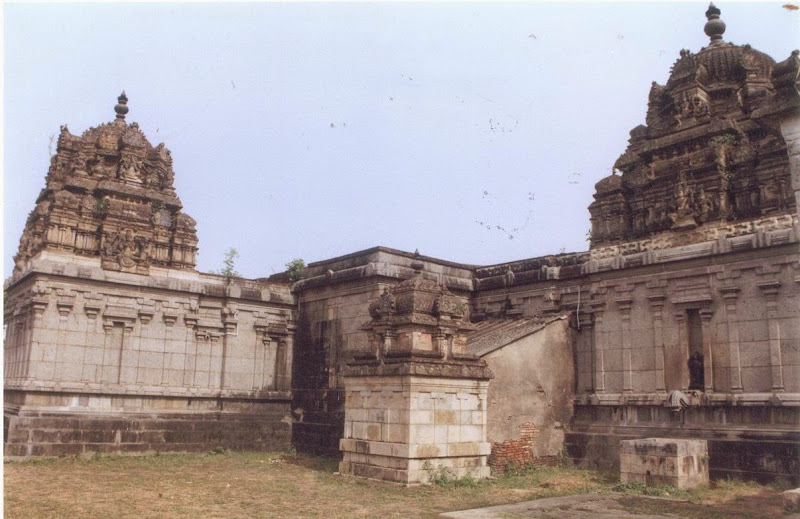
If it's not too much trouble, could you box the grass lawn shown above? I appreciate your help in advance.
[3,451,789,519]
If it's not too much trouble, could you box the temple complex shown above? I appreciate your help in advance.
[5,4,799,483]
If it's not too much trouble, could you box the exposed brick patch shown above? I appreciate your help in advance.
[489,422,558,474]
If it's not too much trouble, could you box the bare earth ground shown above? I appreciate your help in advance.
[3,452,790,519]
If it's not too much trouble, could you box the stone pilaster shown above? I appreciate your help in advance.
[578,313,595,392]
[719,286,743,393]
[674,311,690,391]
[593,306,607,394]
[616,297,634,393]
[647,294,667,393]
[758,281,784,392]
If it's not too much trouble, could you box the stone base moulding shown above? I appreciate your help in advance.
[3,390,292,458]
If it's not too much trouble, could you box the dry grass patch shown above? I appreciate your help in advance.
[3,452,787,519]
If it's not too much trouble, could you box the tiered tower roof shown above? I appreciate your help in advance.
[12,94,198,279]
[589,4,799,249]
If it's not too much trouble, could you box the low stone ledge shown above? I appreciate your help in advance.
[574,392,800,407]
[620,438,709,489]
[784,488,800,512]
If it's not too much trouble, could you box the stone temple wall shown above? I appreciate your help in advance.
[4,243,296,459]
[470,229,799,482]
[291,278,385,455]
[290,247,474,455]
[5,7,799,483]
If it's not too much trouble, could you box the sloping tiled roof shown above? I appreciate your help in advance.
[466,314,568,357]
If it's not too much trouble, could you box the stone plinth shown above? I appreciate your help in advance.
[339,373,491,484]
[620,438,709,489]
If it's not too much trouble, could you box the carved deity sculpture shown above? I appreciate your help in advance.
[118,154,143,183]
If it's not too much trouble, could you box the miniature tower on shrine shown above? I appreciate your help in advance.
[339,256,493,483]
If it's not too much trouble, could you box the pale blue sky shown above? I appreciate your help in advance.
[4,2,797,278]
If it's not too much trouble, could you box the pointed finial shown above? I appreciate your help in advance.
[114,91,129,121]
[704,3,726,43]
[410,249,424,274]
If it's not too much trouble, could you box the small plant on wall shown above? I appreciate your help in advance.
[285,258,305,282]
[218,247,241,279]
[94,197,109,217]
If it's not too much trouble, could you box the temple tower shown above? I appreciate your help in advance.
[4,95,296,457]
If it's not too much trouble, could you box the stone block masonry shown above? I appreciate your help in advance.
[620,438,709,489]
[784,488,800,512]
[4,258,296,458]
[339,376,491,484]
[5,5,800,480]
[289,247,476,456]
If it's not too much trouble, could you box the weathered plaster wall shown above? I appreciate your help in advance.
[482,319,574,469]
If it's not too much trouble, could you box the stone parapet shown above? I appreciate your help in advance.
[291,247,475,294]
[6,253,294,306]
[471,218,798,291]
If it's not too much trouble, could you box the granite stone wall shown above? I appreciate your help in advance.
[290,247,474,456]
[4,254,295,457]
[470,239,799,482]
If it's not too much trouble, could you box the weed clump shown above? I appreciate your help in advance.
[422,461,478,488]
